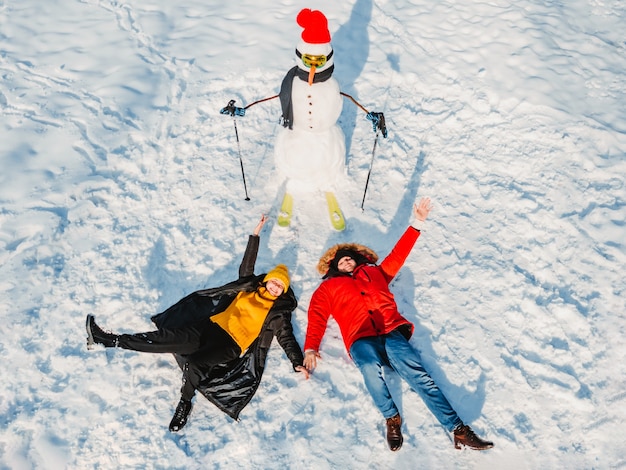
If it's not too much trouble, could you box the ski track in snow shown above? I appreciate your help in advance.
[1,0,625,469]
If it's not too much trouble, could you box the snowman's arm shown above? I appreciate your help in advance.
[219,95,279,117]
[341,92,388,138]
[244,95,279,110]
[340,92,370,114]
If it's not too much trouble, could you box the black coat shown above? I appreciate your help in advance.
[151,235,304,420]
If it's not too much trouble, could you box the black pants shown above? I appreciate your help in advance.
[116,318,242,401]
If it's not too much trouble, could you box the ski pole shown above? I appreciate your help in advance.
[221,97,281,201]
[341,92,387,211]
[232,116,251,201]
[360,129,380,211]
[220,100,251,201]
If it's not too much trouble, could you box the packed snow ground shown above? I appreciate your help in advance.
[1,0,625,469]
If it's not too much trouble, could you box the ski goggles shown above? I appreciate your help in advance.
[296,49,333,68]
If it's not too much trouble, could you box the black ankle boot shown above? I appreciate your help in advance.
[169,398,193,432]
[86,314,119,348]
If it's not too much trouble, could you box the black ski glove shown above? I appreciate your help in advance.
[366,111,387,138]
[220,100,246,117]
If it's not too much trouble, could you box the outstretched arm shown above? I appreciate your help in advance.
[239,214,268,278]
[302,286,332,373]
[379,197,433,280]
[271,307,309,380]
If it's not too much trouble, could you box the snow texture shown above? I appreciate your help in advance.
[1,0,625,469]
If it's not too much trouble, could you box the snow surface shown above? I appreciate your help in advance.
[1,0,625,469]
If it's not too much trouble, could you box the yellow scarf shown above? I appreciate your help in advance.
[211,288,277,351]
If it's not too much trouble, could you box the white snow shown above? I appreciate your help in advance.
[1,0,625,469]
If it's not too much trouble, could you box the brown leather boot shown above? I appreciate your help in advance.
[453,424,494,450]
[385,414,403,451]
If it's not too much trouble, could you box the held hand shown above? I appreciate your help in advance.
[219,99,246,117]
[295,365,310,380]
[253,214,268,236]
[366,111,388,138]
[413,197,433,222]
[304,350,321,372]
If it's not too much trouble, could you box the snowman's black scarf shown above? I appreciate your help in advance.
[279,65,335,129]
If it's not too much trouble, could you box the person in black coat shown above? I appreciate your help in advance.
[85,215,308,431]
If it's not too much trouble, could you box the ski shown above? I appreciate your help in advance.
[325,192,346,231]
[277,192,294,227]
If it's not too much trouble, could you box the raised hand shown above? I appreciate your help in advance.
[253,214,268,236]
[413,197,433,222]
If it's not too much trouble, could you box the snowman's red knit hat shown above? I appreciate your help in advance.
[295,8,334,71]
[297,8,331,44]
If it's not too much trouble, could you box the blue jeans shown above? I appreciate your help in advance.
[349,329,463,431]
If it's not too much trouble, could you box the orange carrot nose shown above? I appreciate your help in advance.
[308,66,316,86]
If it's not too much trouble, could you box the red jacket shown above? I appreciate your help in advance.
[304,227,420,354]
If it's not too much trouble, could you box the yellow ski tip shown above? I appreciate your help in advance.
[325,192,346,231]
[277,193,294,227]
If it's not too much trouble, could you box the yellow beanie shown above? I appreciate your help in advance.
[263,264,290,291]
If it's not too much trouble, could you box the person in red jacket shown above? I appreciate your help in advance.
[303,197,493,452]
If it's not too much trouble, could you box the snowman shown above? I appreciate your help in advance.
[273,8,346,229]
[220,8,387,231]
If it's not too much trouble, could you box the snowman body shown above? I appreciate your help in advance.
[274,76,345,193]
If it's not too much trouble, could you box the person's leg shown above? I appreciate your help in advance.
[168,325,242,433]
[350,337,399,419]
[87,314,205,354]
[188,323,242,365]
[385,330,494,450]
[180,363,198,401]
[384,330,463,432]
[167,363,197,432]
[351,336,404,451]
[115,323,205,354]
